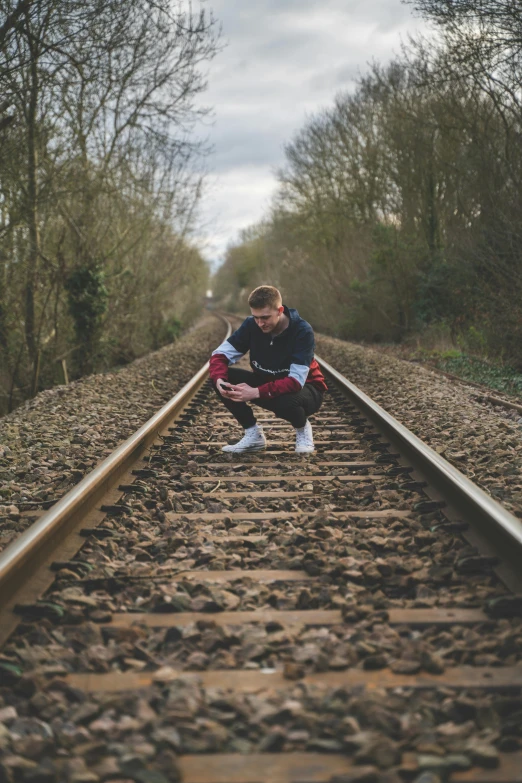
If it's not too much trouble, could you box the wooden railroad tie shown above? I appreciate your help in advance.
[66,665,522,693]
[188,471,378,483]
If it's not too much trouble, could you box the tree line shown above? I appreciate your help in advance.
[214,0,522,367]
[0,0,220,414]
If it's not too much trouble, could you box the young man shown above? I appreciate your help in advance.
[209,286,327,453]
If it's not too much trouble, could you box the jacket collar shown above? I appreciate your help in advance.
[269,304,296,340]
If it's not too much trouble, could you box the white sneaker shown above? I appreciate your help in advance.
[295,420,314,453]
[222,425,266,453]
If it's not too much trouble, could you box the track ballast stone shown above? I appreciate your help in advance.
[1,320,522,782]
[0,315,226,553]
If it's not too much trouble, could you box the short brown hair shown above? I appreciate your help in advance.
[248,285,282,310]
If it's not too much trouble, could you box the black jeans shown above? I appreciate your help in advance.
[214,368,324,429]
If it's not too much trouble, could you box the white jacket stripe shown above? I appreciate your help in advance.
[212,340,244,365]
[289,363,309,388]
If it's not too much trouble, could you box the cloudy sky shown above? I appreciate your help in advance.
[195,0,430,268]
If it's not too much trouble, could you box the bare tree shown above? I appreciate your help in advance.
[214,47,522,355]
[0,0,220,410]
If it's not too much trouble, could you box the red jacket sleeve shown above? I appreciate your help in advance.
[257,376,301,399]
[209,353,229,382]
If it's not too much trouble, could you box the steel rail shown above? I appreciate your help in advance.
[209,314,522,578]
[0,315,231,627]
[317,355,522,587]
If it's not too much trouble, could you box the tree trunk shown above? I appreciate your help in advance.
[24,23,40,383]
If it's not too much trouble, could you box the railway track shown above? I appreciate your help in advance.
[1,313,522,782]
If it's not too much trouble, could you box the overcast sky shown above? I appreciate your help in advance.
[195,0,430,269]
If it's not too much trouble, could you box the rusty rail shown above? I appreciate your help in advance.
[0,314,231,642]
[316,355,522,590]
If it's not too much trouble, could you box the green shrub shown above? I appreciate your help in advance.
[157,316,182,346]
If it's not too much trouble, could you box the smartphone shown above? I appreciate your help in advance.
[220,382,234,391]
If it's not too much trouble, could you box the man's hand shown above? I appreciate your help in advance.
[216,378,235,397]
[227,383,260,402]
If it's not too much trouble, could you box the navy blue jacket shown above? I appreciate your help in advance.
[209,306,327,398]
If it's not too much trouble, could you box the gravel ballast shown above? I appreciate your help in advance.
[1,384,521,782]
[2,344,522,781]
[316,335,522,519]
[0,315,226,553]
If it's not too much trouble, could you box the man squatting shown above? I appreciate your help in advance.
[209,286,328,453]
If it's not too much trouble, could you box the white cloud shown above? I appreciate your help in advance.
[194,166,276,262]
[195,0,431,267]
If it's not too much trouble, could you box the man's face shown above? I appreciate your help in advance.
[251,305,283,334]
